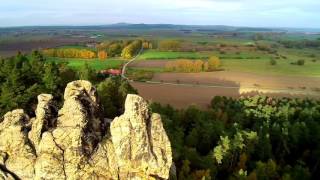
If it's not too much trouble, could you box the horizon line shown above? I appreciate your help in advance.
[0,23,320,30]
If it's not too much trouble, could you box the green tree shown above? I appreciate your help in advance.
[97,77,137,118]
[178,160,192,180]
[0,52,76,116]
[42,62,61,94]
[0,54,42,115]
[108,43,122,57]
[255,160,278,180]
[78,63,97,82]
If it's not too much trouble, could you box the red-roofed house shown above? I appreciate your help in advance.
[100,69,122,76]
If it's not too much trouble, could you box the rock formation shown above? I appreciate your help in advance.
[0,80,172,180]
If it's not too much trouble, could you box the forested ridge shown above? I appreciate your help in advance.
[0,52,319,179]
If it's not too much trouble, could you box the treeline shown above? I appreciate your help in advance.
[151,96,320,179]
[121,40,143,59]
[43,48,97,59]
[165,60,209,73]
[279,39,320,48]
[97,39,150,59]
[165,56,221,73]
[42,39,150,60]
[159,40,182,51]
[97,40,131,57]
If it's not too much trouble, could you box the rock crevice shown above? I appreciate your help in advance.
[0,80,173,180]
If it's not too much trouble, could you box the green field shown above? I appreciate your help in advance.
[46,57,125,70]
[139,50,209,60]
[221,59,320,77]
[139,49,276,60]
[56,45,95,50]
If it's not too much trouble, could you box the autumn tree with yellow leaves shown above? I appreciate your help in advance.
[43,48,97,59]
[121,40,142,59]
[208,56,221,71]
[165,59,209,73]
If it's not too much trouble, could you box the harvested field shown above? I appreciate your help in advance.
[131,81,240,108]
[130,71,320,108]
[131,81,317,109]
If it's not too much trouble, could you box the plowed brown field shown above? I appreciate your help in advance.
[131,71,320,108]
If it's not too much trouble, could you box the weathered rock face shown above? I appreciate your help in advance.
[0,80,172,180]
[111,95,172,179]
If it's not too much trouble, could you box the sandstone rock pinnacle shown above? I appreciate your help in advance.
[0,80,173,180]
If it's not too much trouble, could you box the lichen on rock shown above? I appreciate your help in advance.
[0,80,173,180]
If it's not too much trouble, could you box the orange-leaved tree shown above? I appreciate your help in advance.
[98,51,108,60]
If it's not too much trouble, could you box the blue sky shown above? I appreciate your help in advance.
[0,0,319,28]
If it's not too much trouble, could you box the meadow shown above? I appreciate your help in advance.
[46,57,125,70]
[221,58,320,77]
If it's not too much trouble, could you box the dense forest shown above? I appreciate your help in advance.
[0,52,319,179]
[151,96,320,179]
